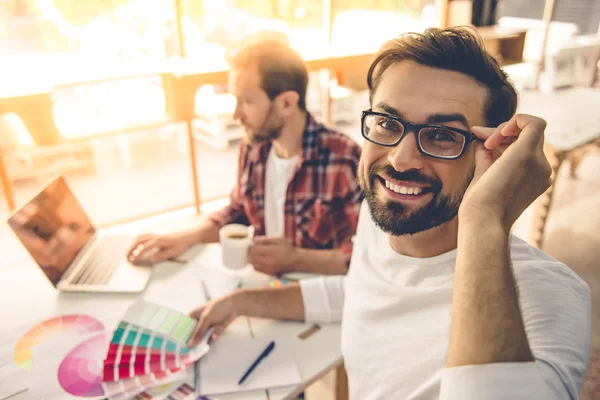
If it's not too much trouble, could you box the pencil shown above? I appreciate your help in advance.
[200,279,212,301]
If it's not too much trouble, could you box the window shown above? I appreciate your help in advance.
[0,0,434,229]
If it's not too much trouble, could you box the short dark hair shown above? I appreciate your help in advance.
[367,27,518,127]
[227,32,309,110]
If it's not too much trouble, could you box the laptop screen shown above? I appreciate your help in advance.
[7,176,96,286]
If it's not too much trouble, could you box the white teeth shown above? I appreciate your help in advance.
[384,180,424,195]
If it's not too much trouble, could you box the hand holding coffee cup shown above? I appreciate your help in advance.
[219,224,255,270]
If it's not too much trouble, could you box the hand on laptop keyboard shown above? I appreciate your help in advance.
[127,232,196,265]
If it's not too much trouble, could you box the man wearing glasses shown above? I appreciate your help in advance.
[127,34,362,276]
[187,27,591,398]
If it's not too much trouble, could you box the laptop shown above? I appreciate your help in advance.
[7,176,151,293]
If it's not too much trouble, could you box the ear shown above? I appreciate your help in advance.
[277,90,300,115]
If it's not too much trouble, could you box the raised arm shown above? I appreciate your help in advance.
[443,114,591,398]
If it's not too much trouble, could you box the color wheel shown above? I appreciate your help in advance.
[57,332,106,397]
[13,314,104,371]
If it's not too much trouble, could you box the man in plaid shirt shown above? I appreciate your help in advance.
[128,34,362,275]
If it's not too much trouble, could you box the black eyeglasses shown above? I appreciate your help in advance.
[361,110,483,160]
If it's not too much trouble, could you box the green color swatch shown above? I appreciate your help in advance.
[159,312,180,335]
[172,317,195,343]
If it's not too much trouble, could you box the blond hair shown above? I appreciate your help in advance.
[227,32,309,110]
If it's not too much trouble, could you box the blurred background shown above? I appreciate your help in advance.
[1,0,599,398]
[0,0,598,225]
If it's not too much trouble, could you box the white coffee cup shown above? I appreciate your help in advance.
[219,224,255,270]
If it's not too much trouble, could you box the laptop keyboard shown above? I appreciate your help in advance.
[71,235,130,285]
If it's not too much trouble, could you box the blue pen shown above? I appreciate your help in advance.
[238,340,276,385]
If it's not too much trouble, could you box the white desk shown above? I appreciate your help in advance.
[1,227,342,400]
[187,244,344,400]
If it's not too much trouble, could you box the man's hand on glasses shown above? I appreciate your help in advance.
[458,113,551,233]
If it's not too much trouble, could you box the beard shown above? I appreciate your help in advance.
[359,163,474,236]
[246,104,284,145]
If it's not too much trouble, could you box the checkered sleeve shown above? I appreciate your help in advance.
[207,142,249,227]
[328,136,362,267]
[336,142,362,267]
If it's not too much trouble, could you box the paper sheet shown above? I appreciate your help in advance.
[133,381,183,400]
[143,263,241,313]
[282,272,321,282]
[196,265,243,299]
[135,381,195,400]
[103,367,190,398]
[106,369,188,400]
[28,331,107,400]
[0,326,30,400]
[198,338,301,396]
[27,330,194,400]
[1,308,122,400]
[0,363,28,400]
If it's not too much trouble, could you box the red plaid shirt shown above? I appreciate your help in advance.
[208,113,362,265]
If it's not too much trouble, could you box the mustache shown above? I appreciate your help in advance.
[369,164,442,192]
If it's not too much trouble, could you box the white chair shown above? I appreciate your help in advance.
[542,35,600,91]
[498,17,584,90]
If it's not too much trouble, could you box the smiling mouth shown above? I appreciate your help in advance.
[376,176,434,196]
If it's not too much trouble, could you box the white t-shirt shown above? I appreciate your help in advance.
[264,145,298,238]
[300,202,591,400]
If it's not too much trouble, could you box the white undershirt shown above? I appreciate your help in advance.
[264,145,298,238]
[300,202,591,400]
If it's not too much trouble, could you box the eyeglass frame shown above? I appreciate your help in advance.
[361,109,484,160]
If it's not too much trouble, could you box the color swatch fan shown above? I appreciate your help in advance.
[102,301,210,398]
